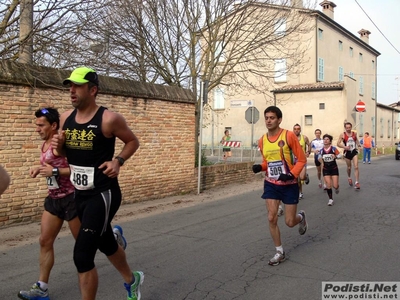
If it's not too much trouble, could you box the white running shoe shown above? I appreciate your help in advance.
[18,282,49,300]
[299,192,303,199]
[298,210,308,235]
[328,199,334,206]
[277,205,284,217]
[113,225,127,250]
[268,251,286,266]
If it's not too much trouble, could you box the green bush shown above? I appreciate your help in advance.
[195,148,213,167]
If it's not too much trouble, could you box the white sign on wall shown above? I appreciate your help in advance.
[230,100,254,108]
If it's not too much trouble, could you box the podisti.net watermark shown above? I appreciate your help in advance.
[322,282,399,299]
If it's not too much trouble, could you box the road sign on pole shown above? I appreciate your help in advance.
[355,100,366,112]
[245,106,259,161]
[245,106,259,124]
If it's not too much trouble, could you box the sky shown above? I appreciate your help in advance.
[320,0,400,105]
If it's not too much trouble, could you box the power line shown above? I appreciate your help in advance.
[354,0,400,55]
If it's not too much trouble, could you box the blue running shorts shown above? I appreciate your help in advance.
[261,180,299,205]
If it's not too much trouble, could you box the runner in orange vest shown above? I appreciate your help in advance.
[252,106,308,266]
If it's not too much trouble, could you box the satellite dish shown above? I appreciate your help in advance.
[88,41,106,57]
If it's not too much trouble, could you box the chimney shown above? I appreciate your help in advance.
[319,1,336,19]
[358,29,371,44]
[292,0,303,8]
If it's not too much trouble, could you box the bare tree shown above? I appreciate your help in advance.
[1,0,316,94]
[92,0,316,152]
[19,0,33,64]
[0,0,107,68]
[95,0,315,93]
[201,1,316,94]
[0,0,317,163]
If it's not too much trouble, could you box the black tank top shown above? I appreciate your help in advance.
[63,106,117,195]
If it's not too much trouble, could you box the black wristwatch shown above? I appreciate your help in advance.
[115,156,125,166]
[52,167,59,177]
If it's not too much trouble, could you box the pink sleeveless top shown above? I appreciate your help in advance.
[40,143,74,199]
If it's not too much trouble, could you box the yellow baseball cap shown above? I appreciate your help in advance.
[63,67,99,86]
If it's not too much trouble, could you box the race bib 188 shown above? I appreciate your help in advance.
[69,164,95,190]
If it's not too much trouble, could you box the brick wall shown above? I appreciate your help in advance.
[200,162,261,190]
[0,62,199,227]
[0,61,257,227]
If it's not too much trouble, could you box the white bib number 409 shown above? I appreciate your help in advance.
[69,164,95,190]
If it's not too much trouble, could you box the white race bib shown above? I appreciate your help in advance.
[347,137,356,151]
[46,176,60,190]
[69,164,95,190]
[267,160,286,180]
[323,154,335,163]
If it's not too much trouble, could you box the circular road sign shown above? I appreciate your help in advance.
[355,101,366,112]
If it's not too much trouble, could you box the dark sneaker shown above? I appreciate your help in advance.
[348,178,353,186]
[113,225,127,250]
[18,282,49,300]
[298,210,308,235]
[268,251,286,266]
[124,271,145,300]
[305,174,310,185]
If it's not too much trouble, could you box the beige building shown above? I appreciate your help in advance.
[202,1,399,151]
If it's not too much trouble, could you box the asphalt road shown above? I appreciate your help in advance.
[1,155,399,299]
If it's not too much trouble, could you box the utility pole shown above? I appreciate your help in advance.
[197,80,208,194]
[19,0,33,64]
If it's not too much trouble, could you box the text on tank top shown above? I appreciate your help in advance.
[63,106,116,192]
[261,129,296,184]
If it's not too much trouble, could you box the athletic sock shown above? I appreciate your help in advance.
[276,245,284,253]
[37,281,48,291]
[298,213,303,222]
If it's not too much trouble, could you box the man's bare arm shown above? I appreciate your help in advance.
[0,165,10,196]
[337,133,345,148]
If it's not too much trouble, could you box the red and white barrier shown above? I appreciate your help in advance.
[222,141,241,148]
